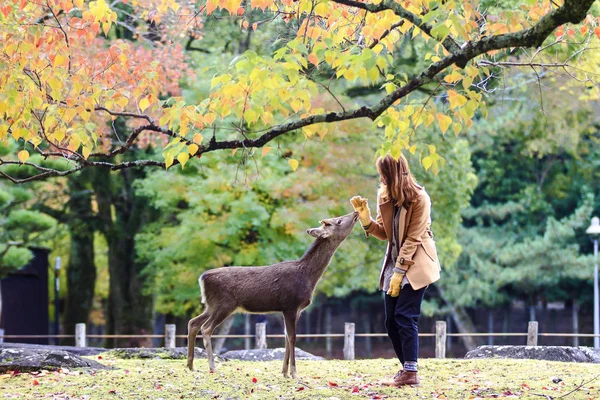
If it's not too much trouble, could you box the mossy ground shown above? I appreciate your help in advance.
[1,356,600,399]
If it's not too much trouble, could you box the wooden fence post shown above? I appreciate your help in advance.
[344,322,355,360]
[244,314,251,350]
[255,322,267,349]
[75,323,86,348]
[165,324,176,348]
[435,321,446,359]
[527,321,538,346]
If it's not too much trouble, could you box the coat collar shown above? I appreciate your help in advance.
[379,197,413,244]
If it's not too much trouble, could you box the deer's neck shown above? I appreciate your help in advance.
[299,238,341,288]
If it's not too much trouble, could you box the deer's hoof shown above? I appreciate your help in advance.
[187,363,194,371]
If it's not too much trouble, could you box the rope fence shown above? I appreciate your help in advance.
[2,320,599,360]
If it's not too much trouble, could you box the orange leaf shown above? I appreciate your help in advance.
[308,53,319,67]
[261,146,271,157]
[595,27,600,40]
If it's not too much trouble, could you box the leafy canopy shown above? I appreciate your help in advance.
[0,0,598,183]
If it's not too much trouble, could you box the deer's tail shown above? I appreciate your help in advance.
[199,273,207,305]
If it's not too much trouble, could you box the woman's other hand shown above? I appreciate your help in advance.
[350,196,372,226]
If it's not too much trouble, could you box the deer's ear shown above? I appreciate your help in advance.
[320,219,332,226]
[306,227,331,239]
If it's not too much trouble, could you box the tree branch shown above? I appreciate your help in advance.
[330,0,461,54]
[1,0,594,184]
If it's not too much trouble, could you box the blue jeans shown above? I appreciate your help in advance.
[384,284,427,364]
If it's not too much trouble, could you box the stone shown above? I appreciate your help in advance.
[103,347,214,360]
[221,347,323,361]
[465,345,600,363]
[0,342,106,356]
[0,348,111,372]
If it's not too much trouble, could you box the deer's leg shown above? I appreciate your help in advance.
[282,315,291,378]
[187,311,209,371]
[202,309,234,372]
[283,310,298,379]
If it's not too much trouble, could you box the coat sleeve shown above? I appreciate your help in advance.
[364,193,387,241]
[397,191,430,264]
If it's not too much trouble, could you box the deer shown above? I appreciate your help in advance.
[186,211,359,378]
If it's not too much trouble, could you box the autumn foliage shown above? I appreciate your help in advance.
[0,0,598,182]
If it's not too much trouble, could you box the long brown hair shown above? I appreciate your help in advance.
[376,153,422,206]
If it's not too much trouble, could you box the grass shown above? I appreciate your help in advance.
[1,356,600,399]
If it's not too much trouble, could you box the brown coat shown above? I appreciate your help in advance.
[365,189,441,290]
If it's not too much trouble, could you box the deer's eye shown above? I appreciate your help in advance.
[337,219,342,225]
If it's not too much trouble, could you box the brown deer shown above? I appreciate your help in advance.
[187,211,359,378]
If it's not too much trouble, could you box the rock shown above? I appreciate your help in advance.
[221,347,323,361]
[0,342,106,356]
[0,348,112,372]
[465,345,600,363]
[103,347,213,360]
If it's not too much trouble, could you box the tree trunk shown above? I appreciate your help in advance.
[438,287,481,351]
[63,172,96,338]
[212,315,235,354]
[488,309,494,346]
[572,300,579,347]
[94,166,154,347]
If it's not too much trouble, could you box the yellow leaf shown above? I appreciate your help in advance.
[422,156,433,171]
[82,146,91,159]
[48,77,61,93]
[288,158,299,171]
[436,113,452,134]
[443,72,462,84]
[165,154,174,169]
[188,143,199,156]
[17,150,29,163]
[447,90,467,109]
[53,54,67,67]
[261,146,271,157]
[232,148,238,156]
[139,96,150,112]
[177,152,189,168]
[74,0,84,8]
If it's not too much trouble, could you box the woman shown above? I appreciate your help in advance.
[350,153,440,387]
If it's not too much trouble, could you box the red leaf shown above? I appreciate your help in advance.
[108,389,117,394]
[352,386,359,393]
[97,356,103,360]
[328,381,339,387]
[32,379,39,386]
[252,377,257,383]
[156,385,162,390]
[371,396,382,399]
[296,387,304,391]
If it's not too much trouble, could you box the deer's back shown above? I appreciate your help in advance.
[201,262,313,313]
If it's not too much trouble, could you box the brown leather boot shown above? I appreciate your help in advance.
[393,369,404,384]
[394,371,420,387]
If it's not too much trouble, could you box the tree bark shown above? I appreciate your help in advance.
[212,315,235,354]
[63,171,97,338]
[94,164,154,347]
[438,287,481,351]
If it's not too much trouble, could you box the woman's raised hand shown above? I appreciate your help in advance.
[350,196,372,227]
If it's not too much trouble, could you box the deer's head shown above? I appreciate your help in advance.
[306,211,359,241]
